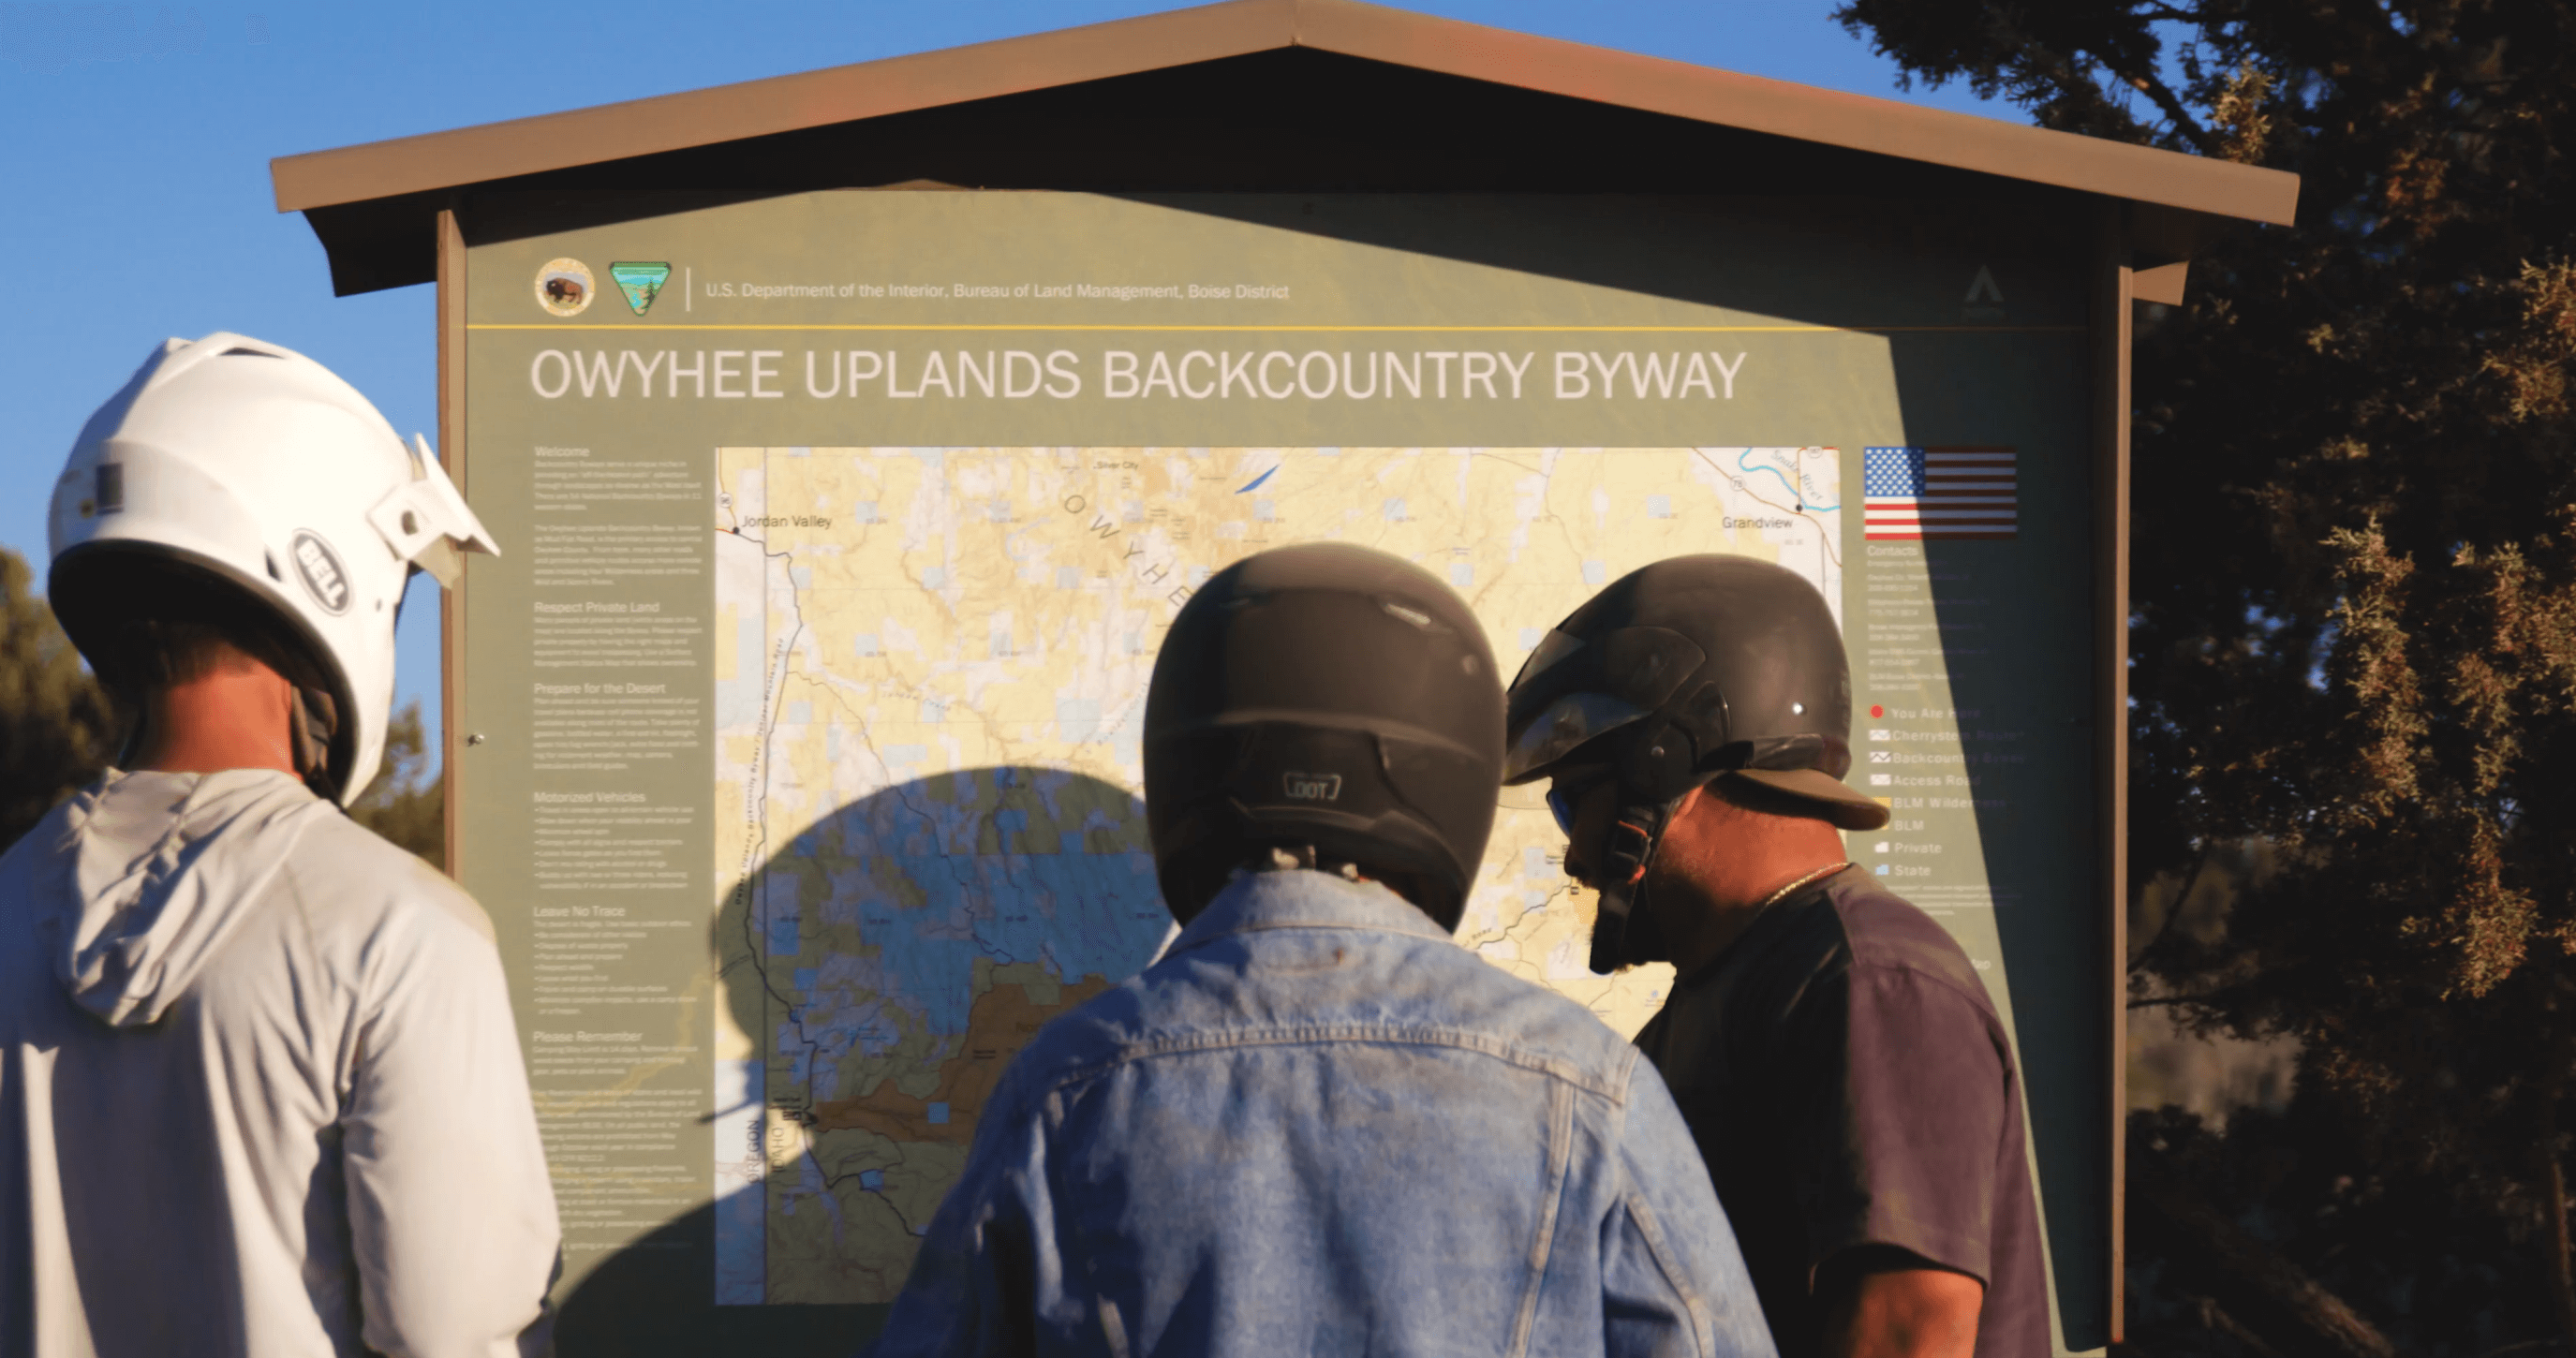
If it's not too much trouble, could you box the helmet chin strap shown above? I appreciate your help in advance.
[1584,721,1702,974]
[1586,798,1677,973]
[290,687,342,804]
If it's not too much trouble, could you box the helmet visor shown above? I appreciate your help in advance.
[1509,627,1591,691]
[1502,689,1651,784]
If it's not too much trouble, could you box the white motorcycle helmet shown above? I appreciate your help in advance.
[47,332,496,806]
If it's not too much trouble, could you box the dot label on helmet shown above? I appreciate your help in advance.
[1281,772,1343,802]
[290,530,352,615]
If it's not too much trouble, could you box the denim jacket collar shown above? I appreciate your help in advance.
[1165,867,1452,957]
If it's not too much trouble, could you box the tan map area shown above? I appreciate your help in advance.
[713,445,1842,1303]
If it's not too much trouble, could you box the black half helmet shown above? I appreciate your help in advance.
[1505,554,1886,975]
[1502,554,1883,830]
[1145,543,1503,930]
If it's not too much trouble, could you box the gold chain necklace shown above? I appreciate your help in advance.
[1758,861,1854,911]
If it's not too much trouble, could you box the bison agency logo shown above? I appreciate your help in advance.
[289,530,352,615]
[535,258,595,317]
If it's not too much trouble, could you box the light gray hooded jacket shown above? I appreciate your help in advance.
[0,770,559,1357]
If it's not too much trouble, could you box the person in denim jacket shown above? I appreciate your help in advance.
[868,543,1774,1358]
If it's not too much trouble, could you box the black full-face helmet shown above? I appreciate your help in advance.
[1503,554,1887,972]
[1144,543,1504,930]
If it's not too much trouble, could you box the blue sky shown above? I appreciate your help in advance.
[0,0,2013,751]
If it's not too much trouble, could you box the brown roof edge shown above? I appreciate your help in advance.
[1293,0,2297,228]
[270,0,1299,214]
[272,0,2297,229]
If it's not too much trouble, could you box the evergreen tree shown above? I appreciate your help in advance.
[1830,2,2576,1352]
[348,701,444,870]
[0,548,117,853]
[3,543,442,866]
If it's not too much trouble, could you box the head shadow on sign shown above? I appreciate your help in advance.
[555,764,1168,1357]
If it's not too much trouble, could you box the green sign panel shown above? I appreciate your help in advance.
[461,190,2105,1351]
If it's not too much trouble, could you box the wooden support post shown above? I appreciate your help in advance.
[2093,201,2137,1347]
[437,207,467,878]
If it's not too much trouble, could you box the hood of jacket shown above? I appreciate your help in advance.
[36,768,335,1027]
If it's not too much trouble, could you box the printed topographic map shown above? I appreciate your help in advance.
[709,444,1843,1303]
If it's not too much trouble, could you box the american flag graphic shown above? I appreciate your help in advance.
[1862,446,2017,539]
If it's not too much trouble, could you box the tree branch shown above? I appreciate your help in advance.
[2132,842,2215,973]
[2133,1150,2401,1358]
[2185,1293,2287,1357]
[2129,987,2249,1011]
[2110,61,2222,155]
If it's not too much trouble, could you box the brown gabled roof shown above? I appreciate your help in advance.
[274,0,2298,295]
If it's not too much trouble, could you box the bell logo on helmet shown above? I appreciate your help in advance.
[1281,772,1343,802]
[290,530,352,615]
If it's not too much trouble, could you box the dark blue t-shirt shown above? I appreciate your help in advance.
[1633,867,2050,1356]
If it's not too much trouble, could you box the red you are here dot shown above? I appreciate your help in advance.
[1869,704,1885,718]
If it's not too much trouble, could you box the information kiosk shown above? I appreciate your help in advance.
[273,5,2299,1349]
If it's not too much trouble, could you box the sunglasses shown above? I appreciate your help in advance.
[1542,767,1614,836]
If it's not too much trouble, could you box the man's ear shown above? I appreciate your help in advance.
[1661,783,1726,849]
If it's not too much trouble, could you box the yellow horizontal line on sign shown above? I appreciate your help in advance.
[466,322,2086,334]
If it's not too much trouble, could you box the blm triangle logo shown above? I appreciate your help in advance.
[609,262,672,315]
